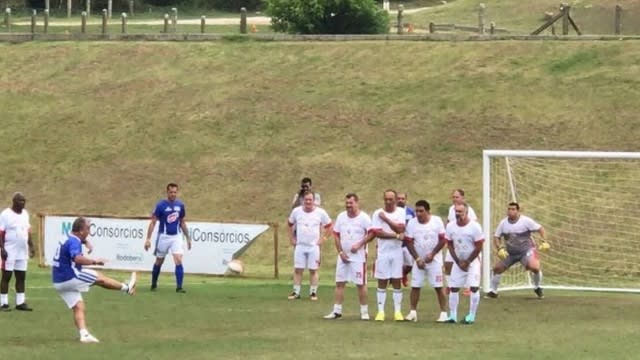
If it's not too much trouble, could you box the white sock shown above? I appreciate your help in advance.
[310,286,318,294]
[16,292,25,305]
[120,283,128,292]
[79,328,89,337]
[448,292,459,320]
[532,271,542,288]
[293,285,301,294]
[409,309,417,316]
[0,293,8,305]
[360,304,369,314]
[490,274,502,292]
[392,289,403,313]
[376,288,386,312]
[470,291,480,316]
[333,304,342,314]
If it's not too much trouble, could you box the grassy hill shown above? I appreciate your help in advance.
[1,40,639,275]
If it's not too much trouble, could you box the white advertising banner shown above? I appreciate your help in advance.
[42,215,269,275]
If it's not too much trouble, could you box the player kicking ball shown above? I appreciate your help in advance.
[486,202,548,299]
[444,203,484,325]
[52,217,136,343]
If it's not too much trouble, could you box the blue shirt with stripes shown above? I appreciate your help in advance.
[52,234,84,283]
[153,199,186,235]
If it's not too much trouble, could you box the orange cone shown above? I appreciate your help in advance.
[250,24,257,33]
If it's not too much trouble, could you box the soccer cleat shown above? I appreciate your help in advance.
[360,313,370,321]
[404,312,418,322]
[310,292,318,301]
[80,333,100,343]
[485,291,499,299]
[374,311,385,321]
[461,313,475,325]
[176,288,186,293]
[445,316,457,324]
[0,304,11,312]
[15,303,33,311]
[534,287,544,299]
[436,312,449,323]
[323,312,342,319]
[150,284,157,291]
[287,292,301,300]
[394,311,404,321]
[127,272,137,296]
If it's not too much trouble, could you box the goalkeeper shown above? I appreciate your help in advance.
[486,202,548,299]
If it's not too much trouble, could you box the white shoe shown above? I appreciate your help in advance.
[80,333,100,343]
[436,312,449,323]
[360,313,370,321]
[323,312,342,319]
[405,312,418,322]
[127,272,137,295]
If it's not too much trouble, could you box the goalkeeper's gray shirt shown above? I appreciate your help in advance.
[494,215,542,254]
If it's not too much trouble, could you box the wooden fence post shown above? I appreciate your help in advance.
[200,15,205,34]
[81,11,87,33]
[614,4,622,35]
[44,0,49,12]
[4,7,10,31]
[101,8,107,34]
[383,0,389,11]
[121,12,127,33]
[30,9,36,33]
[107,0,112,19]
[44,9,49,33]
[478,3,486,34]
[240,7,247,34]
[86,0,90,17]
[129,0,134,17]
[163,13,169,33]
[171,7,177,33]
[67,0,71,18]
[429,21,435,33]
[397,4,404,35]
[561,3,569,35]
[489,21,495,35]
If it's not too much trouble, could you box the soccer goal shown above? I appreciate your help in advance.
[482,150,640,293]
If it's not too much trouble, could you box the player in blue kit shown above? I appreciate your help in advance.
[52,217,136,343]
[144,183,192,293]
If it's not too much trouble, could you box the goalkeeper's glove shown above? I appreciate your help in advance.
[538,241,550,252]
[497,247,509,260]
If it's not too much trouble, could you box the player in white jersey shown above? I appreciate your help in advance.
[0,192,35,311]
[287,191,332,301]
[364,190,406,321]
[444,189,478,295]
[324,193,373,320]
[445,203,484,324]
[487,202,548,299]
[403,200,448,323]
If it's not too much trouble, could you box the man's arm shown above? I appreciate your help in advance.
[333,231,349,262]
[180,219,191,250]
[377,212,406,234]
[466,240,484,263]
[28,231,35,258]
[447,240,460,265]
[288,222,296,246]
[536,226,547,242]
[404,236,424,269]
[0,231,5,260]
[144,216,158,251]
[318,223,333,245]
[426,233,447,262]
[73,254,107,266]
[493,235,503,252]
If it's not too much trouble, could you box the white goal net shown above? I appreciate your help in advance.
[482,150,640,293]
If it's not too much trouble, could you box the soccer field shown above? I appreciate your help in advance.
[0,265,637,359]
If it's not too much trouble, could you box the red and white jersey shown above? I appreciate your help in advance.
[0,208,31,259]
[333,210,372,263]
[405,215,446,262]
[445,220,483,261]
[447,204,478,223]
[371,207,405,254]
[288,206,332,247]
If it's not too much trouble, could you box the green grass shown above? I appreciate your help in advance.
[0,265,638,359]
[0,40,639,278]
[405,0,640,34]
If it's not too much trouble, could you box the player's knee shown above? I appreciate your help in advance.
[469,287,479,293]
[449,287,460,293]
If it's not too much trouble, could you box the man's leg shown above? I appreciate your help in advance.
[94,271,136,294]
[72,300,99,343]
[151,257,164,291]
[487,262,507,298]
[289,268,304,299]
[376,278,389,320]
[14,267,32,311]
[0,269,12,310]
[173,253,185,293]
[309,269,319,300]
[325,282,345,319]
[357,284,369,319]
[526,251,544,298]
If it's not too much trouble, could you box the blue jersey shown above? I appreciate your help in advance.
[153,199,186,235]
[404,206,416,224]
[52,234,84,283]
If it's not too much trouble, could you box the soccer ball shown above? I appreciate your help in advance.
[227,259,245,274]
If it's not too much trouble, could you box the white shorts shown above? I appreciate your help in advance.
[402,247,414,267]
[154,233,184,258]
[374,249,403,280]
[449,259,481,288]
[411,261,444,288]
[1,258,27,272]
[335,259,366,286]
[294,245,320,270]
[53,269,99,308]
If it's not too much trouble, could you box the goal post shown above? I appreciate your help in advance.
[482,150,640,293]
